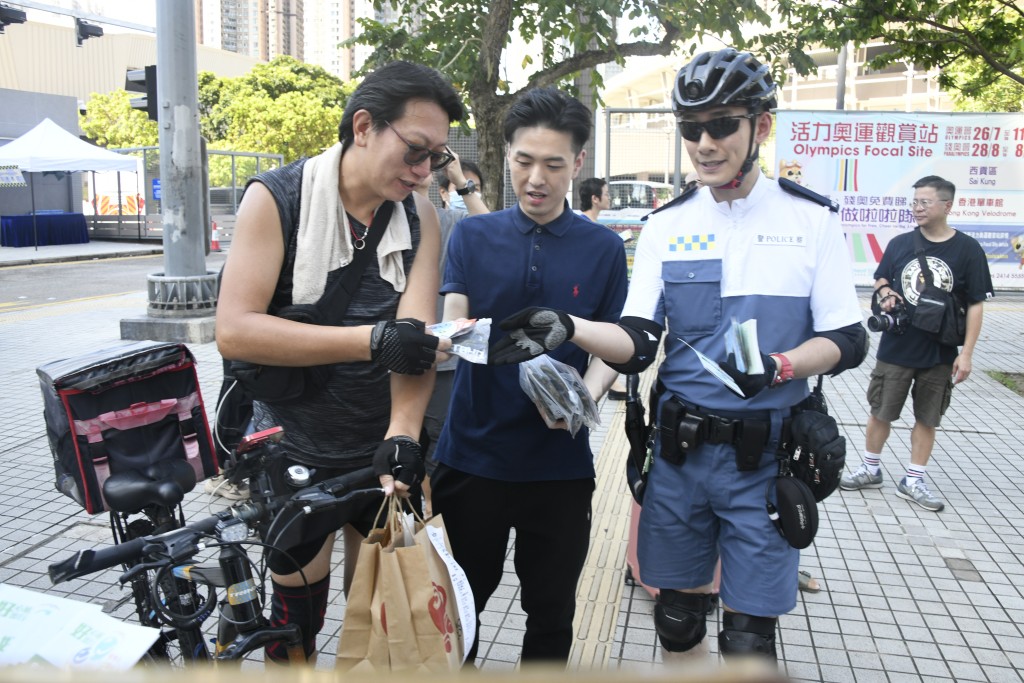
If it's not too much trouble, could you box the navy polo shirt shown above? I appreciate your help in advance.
[435,201,628,481]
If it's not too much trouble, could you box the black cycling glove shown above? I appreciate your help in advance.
[718,352,777,400]
[372,435,424,487]
[489,307,575,365]
[370,319,439,375]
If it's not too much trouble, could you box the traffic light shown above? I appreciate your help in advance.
[126,65,158,122]
[75,18,103,46]
[0,4,27,34]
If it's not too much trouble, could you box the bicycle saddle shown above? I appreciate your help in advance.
[103,460,198,512]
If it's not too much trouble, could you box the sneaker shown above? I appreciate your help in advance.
[896,477,944,512]
[839,465,884,491]
[204,474,250,501]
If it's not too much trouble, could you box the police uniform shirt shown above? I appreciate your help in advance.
[622,174,862,413]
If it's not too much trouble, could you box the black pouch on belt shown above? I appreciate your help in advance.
[657,399,686,465]
[734,419,769,472]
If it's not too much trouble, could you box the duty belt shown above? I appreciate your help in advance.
[658,397,773,472]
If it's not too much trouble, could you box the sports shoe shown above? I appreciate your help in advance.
[839,465,884,491]
[896,477,945,512]
[204,474,250,501]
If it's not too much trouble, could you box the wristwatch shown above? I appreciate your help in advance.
[455,180,476,196]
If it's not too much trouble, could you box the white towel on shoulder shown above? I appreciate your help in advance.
[292,142,412,305]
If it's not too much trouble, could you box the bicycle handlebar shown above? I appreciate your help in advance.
[49,513,224,585]
[49,465,380,585]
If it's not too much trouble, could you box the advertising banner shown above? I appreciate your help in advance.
[775,111,1024,290]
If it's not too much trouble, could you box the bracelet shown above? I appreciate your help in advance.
[769,353,793,387]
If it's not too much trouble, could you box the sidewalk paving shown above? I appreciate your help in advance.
[1,240,1023,680]
[0,240,163,267]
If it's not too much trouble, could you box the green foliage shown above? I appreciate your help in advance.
[755,0,1024,95]
[79,90,158,149]
[347,0,776,206]
[83,56,356,163]
[199,56,355,162]
[946,59,1024,112]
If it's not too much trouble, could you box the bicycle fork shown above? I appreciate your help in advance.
[175,544,305,663]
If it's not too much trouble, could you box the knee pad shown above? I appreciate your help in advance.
[654,591,714,652]
[718,611,777,660]
[266,575,330,662]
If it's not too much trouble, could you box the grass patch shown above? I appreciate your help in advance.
[987,371,1024,398]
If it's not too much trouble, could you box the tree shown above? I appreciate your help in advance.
[349,0,774,209]
[200,56,356,161]
[755,0,1024,100]
[946,58,1024,112]
[79,90,158,149]
[219,90,344,162]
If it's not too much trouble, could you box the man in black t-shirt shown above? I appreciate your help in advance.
[840,176,993,511]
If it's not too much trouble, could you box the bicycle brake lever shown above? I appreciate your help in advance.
[119,558,165,585]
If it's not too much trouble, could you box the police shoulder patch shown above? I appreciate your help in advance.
[779,177,839,213]
[642,181,699,221]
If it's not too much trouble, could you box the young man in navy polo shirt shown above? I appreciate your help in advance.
[430,87,628,665]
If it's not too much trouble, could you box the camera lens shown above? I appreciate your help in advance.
[867,314,891,332]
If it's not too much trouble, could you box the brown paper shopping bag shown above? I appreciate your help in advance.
[335,500,395,672]
[337,498,475,672]
[415,514,476,668]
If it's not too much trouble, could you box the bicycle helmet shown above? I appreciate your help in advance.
[672,48,777,115]
[673,49,777,189]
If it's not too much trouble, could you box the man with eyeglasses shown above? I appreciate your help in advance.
[217,60,462,662]
[489,48,867,663]
[841,176,993,512]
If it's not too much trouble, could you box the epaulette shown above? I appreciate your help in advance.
[642,182,700,221]
[778,177,839,213]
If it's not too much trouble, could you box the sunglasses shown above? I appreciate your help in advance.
[678,114,757,142]
[385,121,454,171]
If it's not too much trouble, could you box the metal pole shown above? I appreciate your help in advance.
[30,174,37,251]
[673,127,682,195]
[156,0,205,277]
[836,44,849,110]
[604,109,611,183]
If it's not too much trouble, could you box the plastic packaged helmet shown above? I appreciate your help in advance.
[673,48,777,116]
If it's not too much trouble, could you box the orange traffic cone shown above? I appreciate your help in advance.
[211,221,221,252]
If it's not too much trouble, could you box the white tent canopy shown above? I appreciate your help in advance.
[0,118,137,172]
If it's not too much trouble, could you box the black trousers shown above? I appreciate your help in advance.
[430,463,595,664]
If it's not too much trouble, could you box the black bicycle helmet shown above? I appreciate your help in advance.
[673,48,777,116]
[673,49,778,189]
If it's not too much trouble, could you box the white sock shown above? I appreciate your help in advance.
[862,452,881,476]
[906,464,926,484]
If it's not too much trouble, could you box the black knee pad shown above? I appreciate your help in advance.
[266,575,330,662]
[654,591,714,652]
[718,611,777,660]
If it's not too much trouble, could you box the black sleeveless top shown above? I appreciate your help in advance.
[247,159,422,468]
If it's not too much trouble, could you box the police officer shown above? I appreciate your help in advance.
[490,48,867,661]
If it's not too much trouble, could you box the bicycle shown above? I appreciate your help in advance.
[48,426,381,666]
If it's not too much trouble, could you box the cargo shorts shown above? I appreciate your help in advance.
[867,360,954,429]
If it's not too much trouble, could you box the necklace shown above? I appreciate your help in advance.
[348,213,369,250]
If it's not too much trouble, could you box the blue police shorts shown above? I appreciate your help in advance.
[637,420,798,617]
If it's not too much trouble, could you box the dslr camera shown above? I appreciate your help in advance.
[867,301,910,334]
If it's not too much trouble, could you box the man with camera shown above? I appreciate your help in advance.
[488,48,867,662]
[841,176,993,512]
